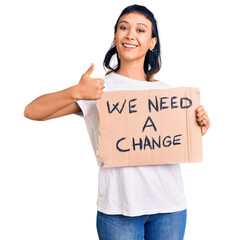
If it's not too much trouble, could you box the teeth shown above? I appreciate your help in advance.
[123,44,137,48]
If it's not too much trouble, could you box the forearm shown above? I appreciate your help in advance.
[24,84,81,120]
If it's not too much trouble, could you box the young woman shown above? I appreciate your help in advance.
[24,4,210,240]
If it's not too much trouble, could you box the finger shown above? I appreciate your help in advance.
[84,63,95,76]
[201,126,208,136]
[97,82,105,90]
[196,109,206,117]
[198,118,209,127]
[196,105,204,113]
[95,78,105,89]
[200,119,209,127]
[197,117,208,125]
[96,78,105,84]
[197,114,208,123]
[100,84,105,89]
[201,121,209,135]
[101,81,105,89]
[94,78,103,87]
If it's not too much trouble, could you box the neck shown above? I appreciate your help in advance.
[116,58,147,81]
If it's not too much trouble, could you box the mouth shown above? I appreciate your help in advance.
[122,43,138,49]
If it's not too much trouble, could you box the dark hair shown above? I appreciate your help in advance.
[103,4,162,81]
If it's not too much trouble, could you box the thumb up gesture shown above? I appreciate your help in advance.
[77,63,105,100]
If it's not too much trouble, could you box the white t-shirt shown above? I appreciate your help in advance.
[76,72,187,217]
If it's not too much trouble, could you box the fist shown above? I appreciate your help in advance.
[196,105,210,136]
[77,63,105,100]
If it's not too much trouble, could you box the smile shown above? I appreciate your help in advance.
[122,43,138,49]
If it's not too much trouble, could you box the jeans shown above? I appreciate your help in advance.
[96,209,187,240]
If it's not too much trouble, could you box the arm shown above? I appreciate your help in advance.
[40,102,82,121]
[24,85,80,121]
[24,63,105,121]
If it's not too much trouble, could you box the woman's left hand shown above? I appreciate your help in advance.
[196,105,210,136]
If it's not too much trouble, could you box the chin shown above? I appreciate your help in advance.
[122,56,145,63]
[119,53,139,61]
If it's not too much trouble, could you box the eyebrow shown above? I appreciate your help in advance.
[118,20,148,29]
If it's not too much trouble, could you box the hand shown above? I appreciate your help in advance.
[76,63,105,100]
[196,105,210,136]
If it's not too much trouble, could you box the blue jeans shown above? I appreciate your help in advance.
[96,209,187,240]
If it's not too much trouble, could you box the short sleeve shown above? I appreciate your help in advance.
[162,82,173,89]
[75,99,96,118]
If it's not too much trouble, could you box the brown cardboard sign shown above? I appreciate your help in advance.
[96,87,203,168]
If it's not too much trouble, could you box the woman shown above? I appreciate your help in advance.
[24,4,210,240]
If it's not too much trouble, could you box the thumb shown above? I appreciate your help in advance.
[84,63,95,77]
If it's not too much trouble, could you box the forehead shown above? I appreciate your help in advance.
[118,12,152,29]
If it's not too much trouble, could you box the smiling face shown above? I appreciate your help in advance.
[114,12,157,62]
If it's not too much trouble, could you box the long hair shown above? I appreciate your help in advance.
[103,4,162,81]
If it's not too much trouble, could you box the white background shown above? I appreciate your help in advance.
[0,0,233,239]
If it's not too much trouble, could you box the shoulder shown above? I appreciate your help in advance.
[157,81,173,89]
[101,72,112,82]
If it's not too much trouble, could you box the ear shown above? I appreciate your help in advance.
[113,33,116,45]
[150,37,157,50]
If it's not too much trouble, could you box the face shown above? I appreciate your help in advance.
[114,12,157,62]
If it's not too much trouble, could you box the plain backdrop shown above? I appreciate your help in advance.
[0,0,233,239]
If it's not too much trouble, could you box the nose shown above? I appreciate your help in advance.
[126,28,135,40]
[127,35,134,40]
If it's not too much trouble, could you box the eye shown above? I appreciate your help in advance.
[119,26,145,33]
[120,26,127,30]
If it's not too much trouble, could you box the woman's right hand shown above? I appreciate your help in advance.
[76,63,105,100]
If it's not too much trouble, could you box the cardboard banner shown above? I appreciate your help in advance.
[96,87,203,168]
